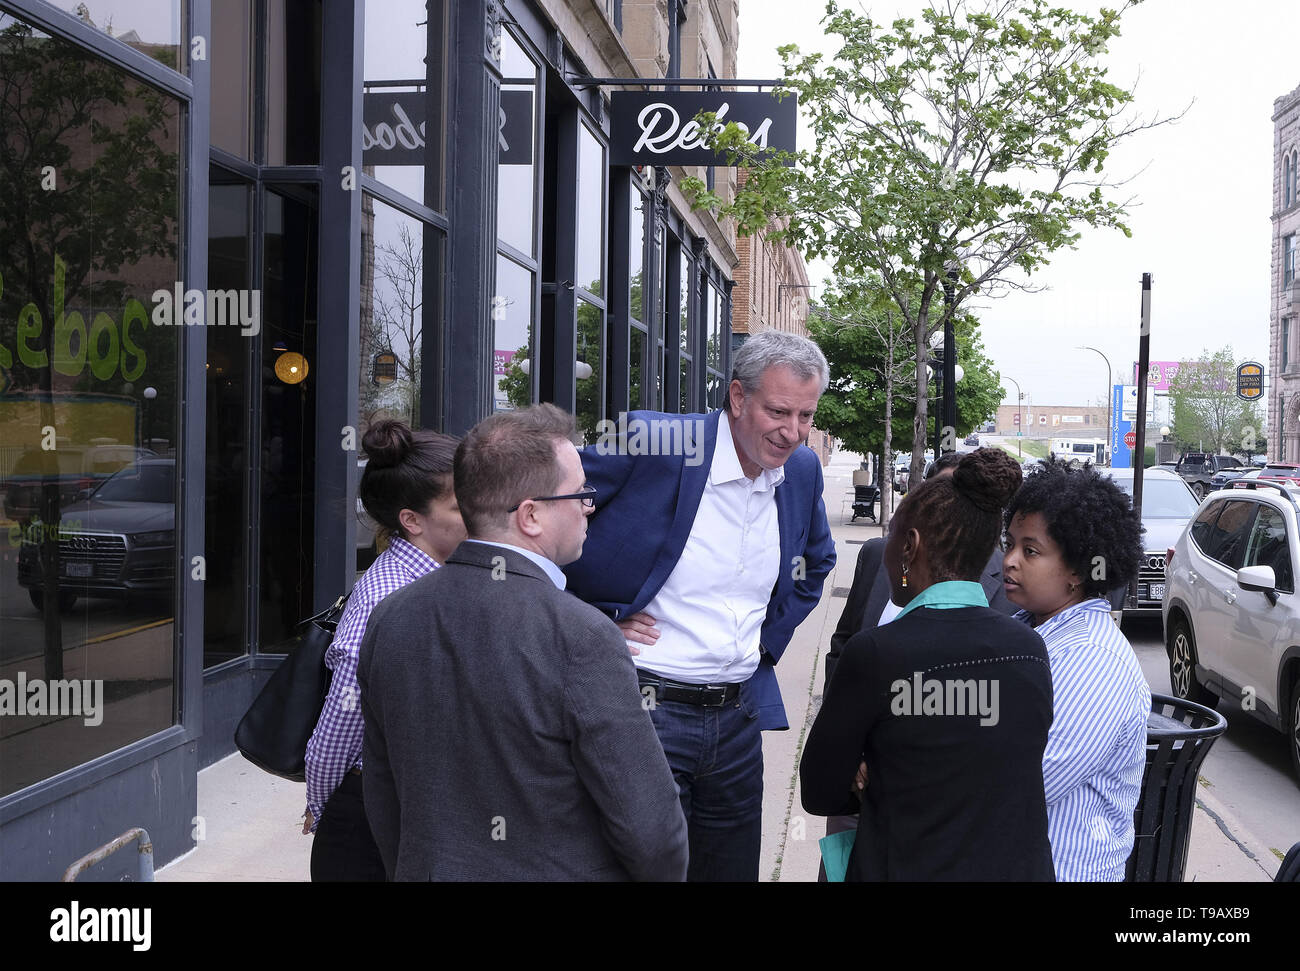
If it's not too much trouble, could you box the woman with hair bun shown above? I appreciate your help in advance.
[801,448,1055,881]
[303,419,465,881]
[1003,456,1149,881]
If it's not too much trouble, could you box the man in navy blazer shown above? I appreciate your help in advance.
[564,331,836,881]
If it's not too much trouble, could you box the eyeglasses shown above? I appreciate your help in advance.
[508,485,597,513]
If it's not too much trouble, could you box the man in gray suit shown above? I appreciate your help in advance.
[358,404,688,881]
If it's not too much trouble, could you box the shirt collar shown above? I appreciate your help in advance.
[895,580,989,621]
[1012,596,1110,633]
[712,409,785,491]
[463,539,567,590]
[386,535,440,576]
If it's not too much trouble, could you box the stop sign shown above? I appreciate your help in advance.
[1124,431,1137,448]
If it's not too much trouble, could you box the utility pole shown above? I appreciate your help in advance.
[1130,273,1153,610]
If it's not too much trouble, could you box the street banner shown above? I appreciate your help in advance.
[1133,360,1183,391]
[1111,384,1134,469]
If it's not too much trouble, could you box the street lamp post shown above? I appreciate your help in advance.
[1005,374,1024,458]
[1077,345,1112,458]
[941,263,959,452]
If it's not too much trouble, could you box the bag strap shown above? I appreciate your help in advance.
[300,593,348,628]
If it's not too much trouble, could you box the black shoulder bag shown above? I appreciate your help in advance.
[234,594,348,781]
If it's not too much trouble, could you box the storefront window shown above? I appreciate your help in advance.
[211,0,253,158]
[630,191,646,322]
[576,126,605,297]
[679,251,691,354]
[44,0,183,71]
[577,298,604,442]
[498,30,538,257]
[363,0,446,210]
[495,255,535,412]
[705,282,725,409]
[266,0,322,166]
[0,13,182,795]
[359,195,425,430]
[259,188,319,651]
[630,326,646,409]
[205,178,253,668]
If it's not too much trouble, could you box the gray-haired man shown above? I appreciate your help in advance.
[565,331,837,881]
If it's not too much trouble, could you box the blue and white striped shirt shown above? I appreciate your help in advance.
[1016,598,1151,881]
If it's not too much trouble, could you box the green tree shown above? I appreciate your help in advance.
[683,0,1175,488]
[810,276,1002,524]
[1167,347,1261,456]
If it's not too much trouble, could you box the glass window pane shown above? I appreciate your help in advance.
[577,126,605,296]
[363,0,446,209]
[205,178,252,667]
[211,0,253,157]
[630,327,646,409]
[679,252,691,354]
[577,298,604,442]
[708,283,723,370]
[43,0,183,70]
[260,188,319,651]
[496,30,537,256]
[0,12,182,795]
[630,191,645,322]
[680,357,692,413]
[266,0,322,165]
[494,255,534,411]
[360,195,426,434]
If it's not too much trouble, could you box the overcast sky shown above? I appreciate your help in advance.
[738,0,1300,411]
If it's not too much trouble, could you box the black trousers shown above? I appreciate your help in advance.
[310,771,386,882]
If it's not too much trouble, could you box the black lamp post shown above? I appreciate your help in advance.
[942,263,959,452]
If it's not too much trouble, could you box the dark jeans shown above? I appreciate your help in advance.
[310,771,386,882]
[646,683,764,882]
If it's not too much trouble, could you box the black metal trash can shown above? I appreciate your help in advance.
[1125,692,1228,882]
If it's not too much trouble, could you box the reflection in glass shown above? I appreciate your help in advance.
[360,195,424,430]
[45,0,183,70]
[630,192,645,321]
[496,256,535,411]
[211,0,252,157]
[206,179,252,667]
[680,252,691,354]
[680,357,692,414]
[497,30,537,255]
[630,327,646,409]
[577,298,604,442]
[363,0,446,209]
[0,12,181,796]
[266,0,322,165]
[260,189,319,651]
[577,126,605,296]
[708,283,723,370]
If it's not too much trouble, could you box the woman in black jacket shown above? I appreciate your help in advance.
[801,448,1055,881]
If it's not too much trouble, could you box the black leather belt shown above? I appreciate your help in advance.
[637,672,741,707]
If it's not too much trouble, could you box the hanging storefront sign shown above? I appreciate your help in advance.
[362,90,533,166]
[1236,361,1263,401]
[609,91,797,166]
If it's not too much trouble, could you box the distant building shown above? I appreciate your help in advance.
[992,403,1108,437]
[1271,81,1300,460]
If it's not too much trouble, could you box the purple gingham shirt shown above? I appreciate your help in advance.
[304,535,438,829]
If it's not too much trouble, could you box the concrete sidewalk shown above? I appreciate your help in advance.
[159,449,1276,882]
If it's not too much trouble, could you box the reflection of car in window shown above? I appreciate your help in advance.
[17,459,175,613]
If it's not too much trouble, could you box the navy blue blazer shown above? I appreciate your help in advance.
[563,409,836,731]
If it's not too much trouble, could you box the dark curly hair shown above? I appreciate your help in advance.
[898,448,1024,583]
[1004,455,1144,597]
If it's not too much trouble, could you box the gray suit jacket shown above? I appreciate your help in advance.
[357,541,688,881]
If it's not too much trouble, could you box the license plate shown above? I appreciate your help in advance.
[1149,583,1166,601]
[64,562,93,578]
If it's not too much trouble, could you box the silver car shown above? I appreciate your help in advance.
[1101,467,1200,615]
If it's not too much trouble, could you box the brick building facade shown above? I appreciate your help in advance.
[1271,81,1300,461]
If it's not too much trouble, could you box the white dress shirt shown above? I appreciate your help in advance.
[634,413,782,683]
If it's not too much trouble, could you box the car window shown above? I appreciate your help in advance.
[1207,500,1257,569]
[1243,505,1294,593]
[1111,476,1198,518]
[1190,500,1226,556]
[92,464,175,503]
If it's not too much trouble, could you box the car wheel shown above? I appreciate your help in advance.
[1167,616,1216,707]
[1191,482,1206,500]
[1289,671,1300,789]
[29,588,77,613]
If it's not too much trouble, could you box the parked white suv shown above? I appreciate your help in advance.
[1163,480,1300,784]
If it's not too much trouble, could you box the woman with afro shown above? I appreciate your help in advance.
[1003,456,1151,881]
